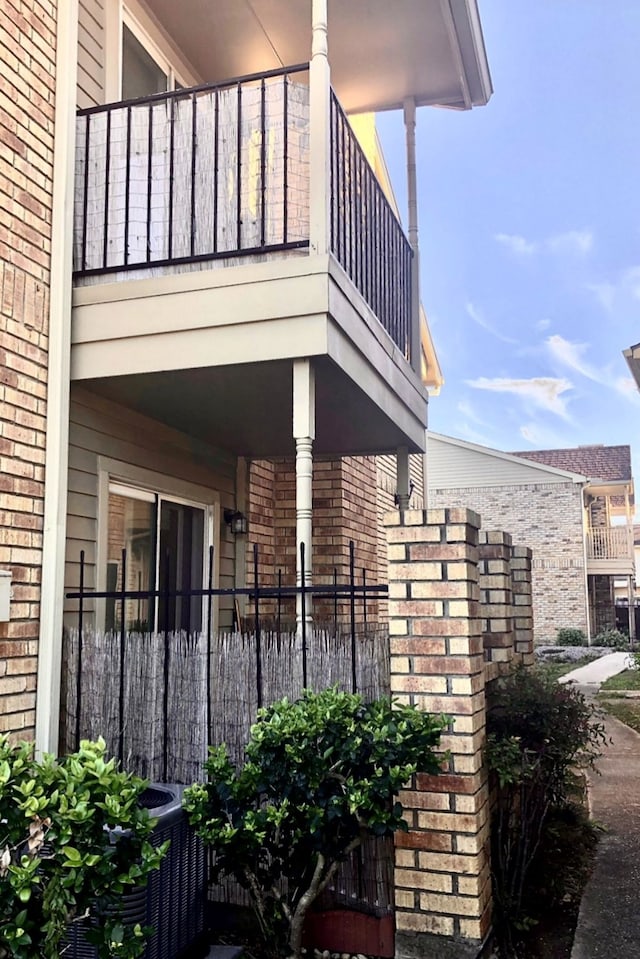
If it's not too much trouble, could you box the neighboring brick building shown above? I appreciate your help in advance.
[427,434,635,644]
[0,0,57,736]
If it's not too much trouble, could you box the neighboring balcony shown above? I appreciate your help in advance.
[70,66,422,459]
[586,526,635,576]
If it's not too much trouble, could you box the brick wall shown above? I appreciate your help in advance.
[386,508,492,959]
[247,452,425,623]
[430,482,587,644]
[0,0,56,737]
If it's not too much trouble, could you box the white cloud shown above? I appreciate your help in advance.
[614,376,640,405]
[624,266,640,300]
[495,229,593,258]
[457,399,487,427]
[587,282,616,313]
[465,301,518,345]
[466,376,573,419]
[546,230,593,255]
[536,318,551,331]
[519,422,567,446]
[545,334,606,383]
[494,233,537,256]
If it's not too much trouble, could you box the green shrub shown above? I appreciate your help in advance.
[593,628,629,649]
[486,667,606,955]
[0,737,167,959]
[184,687,448,959]
[556,627,587,646]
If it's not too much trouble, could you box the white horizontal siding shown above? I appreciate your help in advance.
[65,386,237,625]
[77,0,105,109]
[427,435,575,490]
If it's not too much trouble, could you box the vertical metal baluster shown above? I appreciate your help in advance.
[277,567,282,639]
[81,114,90,272]
[206,544,214,746]
[301,541,307,688]
[75,550,85,750]
[362,567,368,627]
[340,113,347,267]
[146,104,153,262]
[162,549,171,782]
[283,75,289,244]
[329,93,335,253]
[124,105,132,266]
[190,92,198,257]
[236,82,243,250]
[102,109,111,269]
[168,96,175,260]
[254,544,262,710]
[260,78,266,247]
[347,121,354,281]
[118,547,127,765]
[213,89,219,253]
[349,540,356,694]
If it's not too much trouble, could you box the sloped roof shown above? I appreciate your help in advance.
[510,445,632,484]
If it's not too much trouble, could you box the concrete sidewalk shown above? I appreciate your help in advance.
[559,651,631,687]
[571,715,640,958]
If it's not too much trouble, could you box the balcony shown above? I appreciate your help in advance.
[71,65,422,457]
[586,526,635,576]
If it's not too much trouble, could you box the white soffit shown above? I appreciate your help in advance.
[147,0,492,113]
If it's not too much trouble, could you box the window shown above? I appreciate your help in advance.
[106,482,208,634]
[121,11,189,100]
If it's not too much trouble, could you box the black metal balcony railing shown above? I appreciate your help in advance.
[330,91,413,362]
[73,67,413,363]
[74,64,311,277]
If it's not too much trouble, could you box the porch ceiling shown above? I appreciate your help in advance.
[84,357,425,458]
[147,0,491,113]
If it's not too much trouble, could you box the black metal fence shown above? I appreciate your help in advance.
[64,542,388,772]
[330,89,413,362]
[74,64,311,277]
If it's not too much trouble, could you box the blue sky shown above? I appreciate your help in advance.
[378,1,640,480]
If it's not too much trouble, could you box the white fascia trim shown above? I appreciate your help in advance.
[35,1,79,755]
[427,431,589,484]
[448,0,493,107]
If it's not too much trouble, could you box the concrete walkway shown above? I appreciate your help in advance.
[559,651,631,687]
[571,715,640,958]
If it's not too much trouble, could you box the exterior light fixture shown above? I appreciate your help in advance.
[224,509,248,535]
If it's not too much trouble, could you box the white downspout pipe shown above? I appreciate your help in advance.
[403,97,421,375]
[35,1,79,753]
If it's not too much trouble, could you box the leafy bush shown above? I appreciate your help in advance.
[556,627,587,647]
[486,667,606,955]
[0,738,167,959]
[593,628,628,649]
[184,687,448,959]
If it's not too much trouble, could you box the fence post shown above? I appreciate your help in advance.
[510,546,534,666]
[385,508,492,959]
[478,530,514,681]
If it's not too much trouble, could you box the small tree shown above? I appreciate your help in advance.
[184,687,448,959]
[0,737,167,959]
[486,667,606,955]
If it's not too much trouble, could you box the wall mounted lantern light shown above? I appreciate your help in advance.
[224,509,248,535]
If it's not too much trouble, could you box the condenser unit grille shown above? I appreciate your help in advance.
[64,785,206,959]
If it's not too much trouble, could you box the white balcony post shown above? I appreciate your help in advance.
[396,446,411,512]
[404,97,421,374]
[293,360,315,627]
[309,0,331,256]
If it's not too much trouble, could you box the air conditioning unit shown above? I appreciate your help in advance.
[65,784,208,959]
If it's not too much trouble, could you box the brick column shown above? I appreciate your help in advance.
[385,508,492,959]
[511,546,534,666]
[478,531,513,680]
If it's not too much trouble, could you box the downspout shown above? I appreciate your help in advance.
[35,1,79,754]
[403,97,421,374]
[581,485,592,645]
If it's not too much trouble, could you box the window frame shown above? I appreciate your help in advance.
[97,457,219,633]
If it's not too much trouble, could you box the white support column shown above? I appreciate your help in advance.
[309,0,331,256]
[293,360,315,627]
[404,97,421,374]
[628,575,636,646]
[396,446,411,512]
